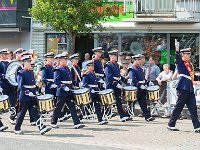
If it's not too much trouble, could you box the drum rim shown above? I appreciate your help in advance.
[99,89,113,94]
[0,95,9,101]
[123,86,137,90]
[36,94,53,99]
[73,88,89,94]
[146,85,160,91]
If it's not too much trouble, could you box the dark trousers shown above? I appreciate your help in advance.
[159,81,167,105]
[51,96,80,125]
[92,97,103,122]
[0,120,3,127]
[138,90,151,119]
[59,105,70,118]
[168,90,200,129]
[3,85,17,107]
[114,89,129,119]
[15,101,44,131]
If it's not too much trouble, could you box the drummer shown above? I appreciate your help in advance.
[15,54,51,135]
[41,52,57,95]
[92,47,104,79]
[104,49,130,122]
[51,52,85,129]
[82,60,108,125]
[0,48,17,124]
[128,54,155,122]
[70,53,82,88]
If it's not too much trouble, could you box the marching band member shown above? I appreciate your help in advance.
[51,52,85,129]
[92,47,104,78]
[15,54,51,135]
[104,49,130,122]
[70,53,82,88]
[41,52,57,95]
[128,54,155,122]
[167,45,200,133]
[82,60,108,125]
[0,48,17,123]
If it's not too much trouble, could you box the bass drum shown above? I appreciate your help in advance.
[5,61,21,86]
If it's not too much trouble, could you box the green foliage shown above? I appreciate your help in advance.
[30,0,117,35]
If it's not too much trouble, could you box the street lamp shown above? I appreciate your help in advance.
[21,16,32,49]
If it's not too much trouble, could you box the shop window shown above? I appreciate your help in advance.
[121,33,167,67]
[46,33,67,54]
[170,33,199,70]
[97,33,118,51]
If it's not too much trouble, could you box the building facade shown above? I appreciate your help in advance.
[0,0,32,50]
[11,0,200,70]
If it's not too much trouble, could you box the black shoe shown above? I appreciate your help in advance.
[74,124,85,129]
[194,128,200,133]
[40,127,51,135]
[0,126,8,131]
[145,117,155,122]
[167,126,180,131]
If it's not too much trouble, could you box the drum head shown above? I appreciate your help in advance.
[146,85,160,91]
[73,88,89,94]
[123,86,137,91]
[6,61,21,86]
[37,94,53,100]
[99,89,113,95]
[0,95,9,101]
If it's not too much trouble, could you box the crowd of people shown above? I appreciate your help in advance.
[0,44,200,135]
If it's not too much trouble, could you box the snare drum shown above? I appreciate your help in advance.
[146,85,160,101]
[36,94,54,112]
[73,88,91,106]
[0,95,10,112]
[99,89,115,106]
[123,86,137,102]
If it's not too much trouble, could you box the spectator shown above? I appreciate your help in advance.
[156,64,173,105]
[145,57,160,85]
[82,53,90,70]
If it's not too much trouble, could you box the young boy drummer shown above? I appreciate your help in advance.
[14,54,51,135]
[82,60,108,125]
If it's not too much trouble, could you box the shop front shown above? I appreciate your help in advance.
[95,32,200,70]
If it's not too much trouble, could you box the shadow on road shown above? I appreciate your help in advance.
[45,133,94,138]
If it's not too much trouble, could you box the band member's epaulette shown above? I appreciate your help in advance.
[104,61,111,67]
[82,71,89,77]
[18,69,24,74]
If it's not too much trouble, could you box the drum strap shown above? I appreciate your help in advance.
[72,65,81,82]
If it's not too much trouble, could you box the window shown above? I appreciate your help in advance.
[122,33,167,66]
[46,33,67,54]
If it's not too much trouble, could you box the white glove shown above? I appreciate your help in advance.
[140,85,146,90]
[41,87,45,93]
[98,79,104,84]
[50,84,57,89]
[91,89,95,93]
[79,82,83,87]
[0,87,3,93]
[64,86,70,91]
[103,82,106,89]
[127,79,132,84]
[28,92,35,97]
[116,83,123,89]
[149,81,154,86]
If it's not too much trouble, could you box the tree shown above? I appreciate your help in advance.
[30,0,118,53]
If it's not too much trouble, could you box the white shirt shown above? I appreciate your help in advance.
[157,70,173,81]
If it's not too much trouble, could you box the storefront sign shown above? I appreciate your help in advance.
[0,0,17,25]
[97,2,134,22]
